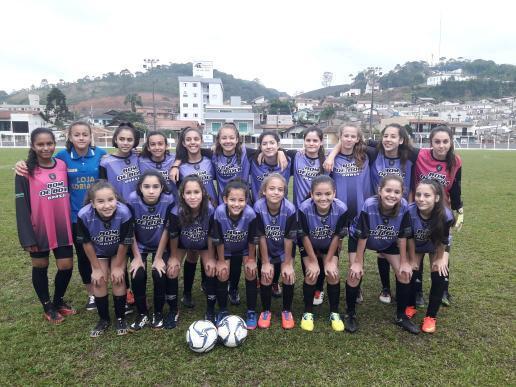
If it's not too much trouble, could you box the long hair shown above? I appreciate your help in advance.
[177,175,209,226]
[378,123,414,170]
[27,128,55,176]
[176,126,203,162]
[85,180,121,204]
[303,126,325,175]
[112,122,140,148]
[259,172,287,199]
[310,175,336,193]
[429,125,456,173]
[417,179,454,245]
[339,124,367,168]
[215,123,243,164]
[377,174,404,217]
[65,121,92,152]
[140,131,169,159]
[223,178,249,201]
[136,170,169,199]
[254,131,280,162]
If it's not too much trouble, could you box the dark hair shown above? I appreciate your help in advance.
[176,126,203,162]
[254,131,280,162]
[429,125,456,173]
[303,126,326,175]
[112,122,140,148]
[136,170,169,199]
[417,179,454,245]
[339,124,367,168]
[66,121,92,152]
[27,128,56,176]
[310,175,336,193]
[177,175,209,226]
[378,123,414,170]
[259,173,287,198]
[215,123,243,163]
[377,174,404,216]
[85,180,121,204]
[140,131,169,159]
[223,178,249,201]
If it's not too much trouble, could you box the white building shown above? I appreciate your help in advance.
[179,76,223,123]
[204,96,254,135]
[340,88,361,97]
[427,69,475,86]
[365,82,380,94]
[294,98,319,111]
[0,94,48,137]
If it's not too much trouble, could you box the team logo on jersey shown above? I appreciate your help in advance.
[297,166,320,180]
[117,165,140,183]
[310,224,333,240]
[436,165,442,171]
[334,162,361,177]
[369,224,396,240]
[136,214,164,229]
[39,180,68,200]
[265,225,282,241]
[92,229,120,245]
[148,207,156,214]
[418,172,448,187]
[379,167,403,178]
[124,158,131,165]
[194,164,200,170]
[191,170,213,183]
[217,163,242,177]
[389,159,395,166]
[224,229,247,244]
[71,176,95,191]
[183,225,207,242]
[414,228,431,242]
[49,173,56,180]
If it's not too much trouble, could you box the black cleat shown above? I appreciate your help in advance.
[90,319,110,338]
[441,290,452,307]
[181,293,195,308]
[164,311,178,329]
[204,311,216,325]
[395,316,420,334]
[415,291,426,308]
[129,314,149,332]
[115,318,129,336]
[150,312,164,330]
[344,313,358,333]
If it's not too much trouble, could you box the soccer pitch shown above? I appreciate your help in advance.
[0,149,514,385]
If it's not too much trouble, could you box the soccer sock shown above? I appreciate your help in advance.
[345,283,358,315]
[152,270,166,314]
[327,282,341,314]
[113,295,126,320]
[395,279,410,319]
[53,268,72,305]
[408,274,418,307]
[427,272,446,318]
[132,267,148,314]
[245,279,257,311]
[205,276,217,313]
[229,255,243,292]
[315,270,325,292]
[260,284,272,311]
[282,284,294,312]
[413,267,423,293]
[273,263,281,284]
[165,277,178,313]
[303,282,316,313]
[200,261,207,288]
[183,261,196,295]
[217,279,229,310]
[377,256,391,290]
[95,295,110,321]
[32,266,50,306]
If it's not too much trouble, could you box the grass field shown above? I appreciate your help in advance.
[0,149,515,386]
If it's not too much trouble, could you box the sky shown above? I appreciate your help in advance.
[2,0,515,96]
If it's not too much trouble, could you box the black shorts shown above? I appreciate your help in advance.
[263,244,296,264]
[30,245,73,259]
[347,237,399,255]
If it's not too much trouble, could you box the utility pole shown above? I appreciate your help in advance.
[143,58,160,131]
[367,67,382,133]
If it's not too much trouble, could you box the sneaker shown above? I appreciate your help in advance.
[85,295,96,311]
[55,301,77,316]
[395,316,420,334]
[90,319,110,338]
[300,312,314,331]
[405,306,417,319]
[330,312,345,332]
[124,303,134,315]
[379,288,392,304]
[356,288,364,304]
[272,283,282,298]
[126,289,135,305]
[281,311,295,330]
[115,318,129,336]
[258,311,271,329]
[216,310,229,325]
[43,304,64,325]
[246,310,258,330]
[204,311,216,325]
[421,316,437,333]
[313,290,324,306]
[150,312,164,329]
[129,314,149,332]
[344,313,358,333]
[441,290,452,307]
[164,311,179,329]
[415,291,425,308]
[229,289,241,306]
[181,293,195,308]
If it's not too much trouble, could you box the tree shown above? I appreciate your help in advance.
[44,87,71,128]
[111,110,145,124]
[124,93,143,112]
[320,106,335,120]
[321,72,334,88]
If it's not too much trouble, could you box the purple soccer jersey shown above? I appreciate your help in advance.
[370,152,413,200]
[100,152,140,200]
[254,197,297,263]
[330,153,373,220]
[249,158,292,204]
[293,152,326,208]
[126,191,175,253]
[212,148,251,203]
[407,203,454,253]
[349,196,411,252]
[169,204,214,251]
[178,156,218,206]
[138,154,178,198]
[297,198,348,253]
[76,202,134,257]
[211,204,257,258]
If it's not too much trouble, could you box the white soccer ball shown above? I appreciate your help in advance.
[217,315,248,348]
[186,320,218,353]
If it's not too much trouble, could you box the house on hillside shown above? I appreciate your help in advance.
[340,89,361,97]
[204,96,254,135]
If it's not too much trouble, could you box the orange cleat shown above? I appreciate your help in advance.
[421,316,437,333]
[281,311,295,330]
[126,289,135,305]
[258,311,271,329]
[405,306,417,319]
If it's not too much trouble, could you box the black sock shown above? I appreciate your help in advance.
[245,279,257,311]
[53,268,72,305]
[377,256,391,290]
[444,259,450,292]
[345,282,358,315]
[315,271,325,292]
[200,261,207,287]
[124,267,131,290]
[165,277,178,313]
[113,295,126,319]
[32,266,50,306]
[413,267,423,293]
[205,276,217,313]
[260,284,272,311]
[327,282,341,314]
[132,267,148,314]
[272,263,281,284]
[183,261,196,295]
[396,279,410,318]
[152,270,166,314]
[282,284,294,312]
[217,279,229,310]
[229,256,243,292]
[303,282,315,313]
[95,295,110,321]
[408,274,418,307]
[427,272,446,318]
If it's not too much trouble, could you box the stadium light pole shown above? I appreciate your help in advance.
[143,58,160,130]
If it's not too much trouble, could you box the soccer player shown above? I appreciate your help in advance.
[15,128,75,324]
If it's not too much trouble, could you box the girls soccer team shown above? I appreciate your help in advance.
[15,121,463,337]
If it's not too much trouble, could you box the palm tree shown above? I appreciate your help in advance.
[124,93,143,112]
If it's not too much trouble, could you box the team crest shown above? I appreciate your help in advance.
[103,222,111,229]
[49,173,56,180]
[194,164,200,170]
[389,159,395,166]
[436,165,442,171]
[124,158,131,165]
[148,207,156,213]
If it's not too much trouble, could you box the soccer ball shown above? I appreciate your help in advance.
[186,320,218,353]
[217,315,248,347]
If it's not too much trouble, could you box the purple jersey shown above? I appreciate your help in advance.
[254,198,297,263]
[211,204,257,257]
[330,153,373,220]
[138,153,178,197]
[370,152,413,200]
[293,152,325,208]
[350,196,411,252]
[126,191,175,253]
[212,148,251,203]
[169,204,214,251]
[76,202,134,257]
[100,152,140,200]
[179,156,218,206]
[249,158,292,204]
[298,198,348,253]
[407,203,454,253]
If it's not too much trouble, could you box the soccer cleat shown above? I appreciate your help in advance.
[272,283,282,298]
[163,311,179,329]
[344,313,358,333]
[126,289,135,305]
[356,288,364,304]
[90,319,110,338]
[300,312,314,331]
[258,311,272,329]
[330,312,345,332]
[441,290,452,307]
[415,291,426,308]
[216,310,229,325]
[313,290,324,306]
[181,293,195,308]
[115,318,129,336]
[229,289,241,306]
[150,312,164,330]
[129,314,149,332]
[124,303,134,315]
[43,304,64,325]
[405,306,417,319]
[204,311,216,325]
[421,316,437,333]
[281,311,295,330]
[55,301,77,316]
[85,295,96,311]
[246,310,258,330]
[395,316,420,334]
[379,288,392,304]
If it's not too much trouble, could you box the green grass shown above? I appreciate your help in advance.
[0,149,515,385]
